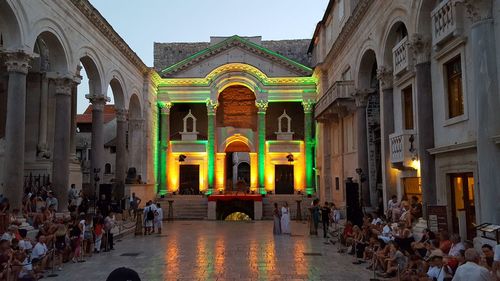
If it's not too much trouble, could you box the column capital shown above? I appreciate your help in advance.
[464,0,492,23]
[54,78,75,96]
[205,99,218,115]
[376,66,393,90]
[352,89,374,107]
[302,99,315,114]
[158,101,172,115]
[116,108,128,122]
[4,51,32,74]
[86,94,109,111]
[408,33,432,65]
[255,99,268,113]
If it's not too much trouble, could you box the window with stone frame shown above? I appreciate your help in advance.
[402,85,414,130]
[445,55,464,119]
[105,163,112,174]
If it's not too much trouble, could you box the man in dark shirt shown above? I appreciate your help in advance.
[321,202,331,238]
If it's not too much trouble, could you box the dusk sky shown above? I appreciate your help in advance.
[78,0,329,113]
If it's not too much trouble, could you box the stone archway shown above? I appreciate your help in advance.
[224,137,252,193]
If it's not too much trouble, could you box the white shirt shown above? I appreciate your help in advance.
[1,232,13,242]
[371,218,382,225]
[494,244,500,262]
[18,257,33,278]
[388,199,400,210]
[452,262,492,281]
[19,239,33,251]
[31,242,48,259]
[427,266,448,281]
[155,208,163,221]
[448,242,465,257]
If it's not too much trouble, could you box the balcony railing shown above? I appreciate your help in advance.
[431,0,464,46]
[393,36,412,76]
[315,80,354,118]
[389,131,417,167]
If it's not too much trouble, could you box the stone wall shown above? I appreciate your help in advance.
[154,39,312,72]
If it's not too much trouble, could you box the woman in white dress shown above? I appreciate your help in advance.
[281,202,291,234]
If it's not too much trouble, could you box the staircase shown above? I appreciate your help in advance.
[158,195,208,220]
[262,195,313,220]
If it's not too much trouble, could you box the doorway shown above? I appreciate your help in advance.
[275,165,294,194]
[450,173,476,240]
[179,165,200,195]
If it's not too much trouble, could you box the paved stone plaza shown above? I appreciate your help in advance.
[51,221,371,281]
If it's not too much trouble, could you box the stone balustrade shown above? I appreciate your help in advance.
[431,0,464,46]
[314,80,354,118]
[393,36,412,76]
[389,131,417,167]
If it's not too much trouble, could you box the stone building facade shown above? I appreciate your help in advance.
[0,0,155,210]
[311,0,500,240]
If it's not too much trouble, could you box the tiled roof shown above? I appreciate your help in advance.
[77,104,117,124]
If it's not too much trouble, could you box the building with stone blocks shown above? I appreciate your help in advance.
[311,0,500,241]
[0,0,155,210]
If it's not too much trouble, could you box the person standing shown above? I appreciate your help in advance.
[273,203,281,235]
[104,212,116,251]
[452,248,493,281]
[46,191,58,211]
[154,203,163,234]
[68,184,79,208]
[143,201,154,235]
[280,202,291,235]
[321,202,331,238]
[129,193,141,219]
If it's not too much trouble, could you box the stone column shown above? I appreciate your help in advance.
[256,99,268,194]
[206,99,218,194]
[128,118,144,178]
[377,67,398,210]
[302,99,315,195]
[410,35,436,213]
[52,77,74,211]
[114,108,128,199]
[3,52,31,209]
[69,68,82,162]
[86,94,109,196]
[466,0,500,224]
[352,89,371,207]
[158,102,172,195]
[37,72,50,159]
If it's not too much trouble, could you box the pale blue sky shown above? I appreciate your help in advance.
[77,0,329,113]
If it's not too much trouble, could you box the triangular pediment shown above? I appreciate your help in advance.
[160,35,312,78]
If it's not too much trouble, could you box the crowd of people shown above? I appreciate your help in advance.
[329,195,500,280]
[0,184,121,281]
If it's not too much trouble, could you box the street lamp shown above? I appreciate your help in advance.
[93,168,100,214]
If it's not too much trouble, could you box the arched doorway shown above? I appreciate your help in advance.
[224,139,251,193]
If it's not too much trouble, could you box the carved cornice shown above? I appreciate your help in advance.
[160,36,312,77]
[321,0,374,65]
[69,0,149,75]
[464,0,492,23]
[159,63,316,88]
[4,51,32,74]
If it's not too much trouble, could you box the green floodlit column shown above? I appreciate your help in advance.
[303,100,315,195]
[256,100,268,194]
[206,99,218,194]
[158,102,172,195]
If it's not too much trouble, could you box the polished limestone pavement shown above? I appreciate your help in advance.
[50,221,372,281]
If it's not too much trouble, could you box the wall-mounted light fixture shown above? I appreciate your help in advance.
[286,153,294,163]
[179,154,186,162]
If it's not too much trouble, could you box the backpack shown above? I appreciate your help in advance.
[146,207,154,220]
